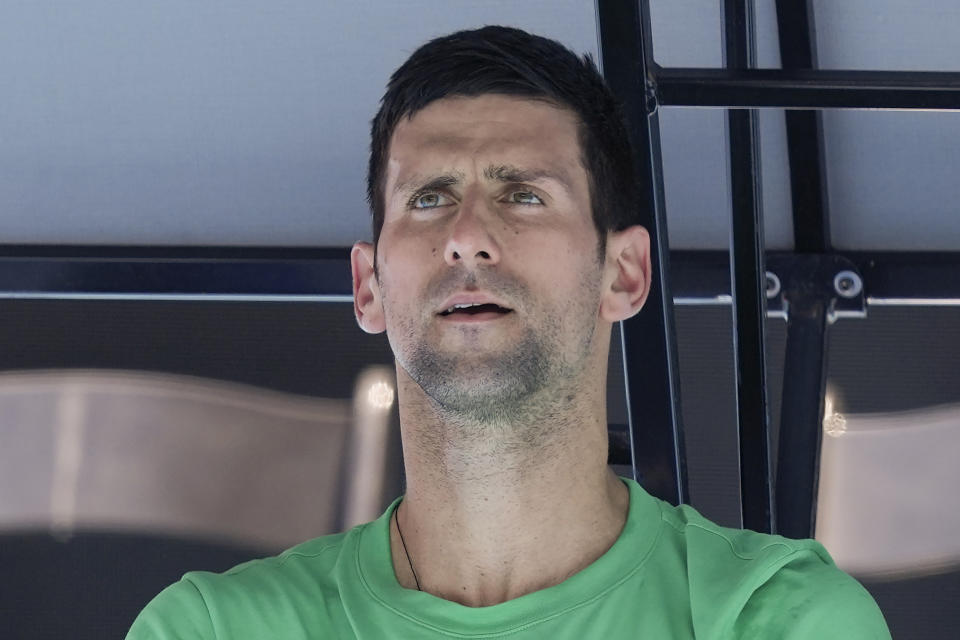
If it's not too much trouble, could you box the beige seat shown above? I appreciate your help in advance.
[816,402,960,579]
[0,369,392,551]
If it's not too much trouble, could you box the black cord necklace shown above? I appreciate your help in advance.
[394,507,422,591]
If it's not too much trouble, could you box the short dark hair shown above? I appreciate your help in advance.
[366,25,641,255]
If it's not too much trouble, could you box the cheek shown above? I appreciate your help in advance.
[378,229,419,279]
[518,228,597,279]
[376,246,431,323]
[380,221,440,264]
[522,233,603,313]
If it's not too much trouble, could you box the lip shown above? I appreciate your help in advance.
[438,309,513,324]
[435,292,513,316]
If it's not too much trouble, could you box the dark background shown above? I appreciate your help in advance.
[1,297,957,637]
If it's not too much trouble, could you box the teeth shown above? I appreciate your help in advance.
[444,302,488,314]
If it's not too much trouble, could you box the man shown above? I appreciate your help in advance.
[128,26,890,638]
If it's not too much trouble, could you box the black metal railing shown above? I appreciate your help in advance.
[596,0,960,537]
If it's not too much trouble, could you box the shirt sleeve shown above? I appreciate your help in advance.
[126,578,218,640]
[732,551,892,640]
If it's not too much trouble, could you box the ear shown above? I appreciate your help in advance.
[351,242,386,334]
[599,225,652,323]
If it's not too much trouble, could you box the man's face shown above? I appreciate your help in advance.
[375,94,606,419]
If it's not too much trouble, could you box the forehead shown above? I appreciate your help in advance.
[386,95,585,184]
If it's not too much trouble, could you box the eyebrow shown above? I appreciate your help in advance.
[393,164,574,197]
[483,164,574,193]
[393,173,463,198]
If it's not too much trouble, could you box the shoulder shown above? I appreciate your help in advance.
[652,500,890,639]
[732,549,891,639]
[125,577,216,640]
[188,531,349,602]
[126,531,351,640]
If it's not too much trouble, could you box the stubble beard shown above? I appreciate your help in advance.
[407,318,558,426]
[384,266,603,435]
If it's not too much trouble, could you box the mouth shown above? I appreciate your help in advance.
[438,302,514,321]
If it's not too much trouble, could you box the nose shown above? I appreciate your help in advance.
[443,197,501,268]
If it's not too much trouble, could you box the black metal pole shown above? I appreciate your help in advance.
[654,67,960,110]
[2,247,957,306]
[773,0,832,540]
[723,0,775,533]
[776,293,829,539]
[596,0,688,506]
[663,250,960,304]
[775,0,831,252]
[767,254,855,540]
[0,246,354,298]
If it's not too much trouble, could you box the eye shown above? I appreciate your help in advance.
[508,191,544,205]
[409,191,452,210]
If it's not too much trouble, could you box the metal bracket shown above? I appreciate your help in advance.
[765,254,867,324]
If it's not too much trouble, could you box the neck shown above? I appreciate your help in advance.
[389,361,629,607]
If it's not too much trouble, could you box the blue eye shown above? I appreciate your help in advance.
[410,192,449,209]
[509,191,543,205]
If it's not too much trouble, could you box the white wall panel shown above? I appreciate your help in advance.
[824,111,960,250]
[4,0,956,251]
[0,1,597,246]
[814,0,960,71]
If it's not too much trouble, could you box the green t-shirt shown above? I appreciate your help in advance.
[127,478,890,639]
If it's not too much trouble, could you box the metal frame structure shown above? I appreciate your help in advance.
[596,0,688,507]
[720,0,775,534]
[4,247,957,303]
[2,0,960,536]
[594,0,960,536]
